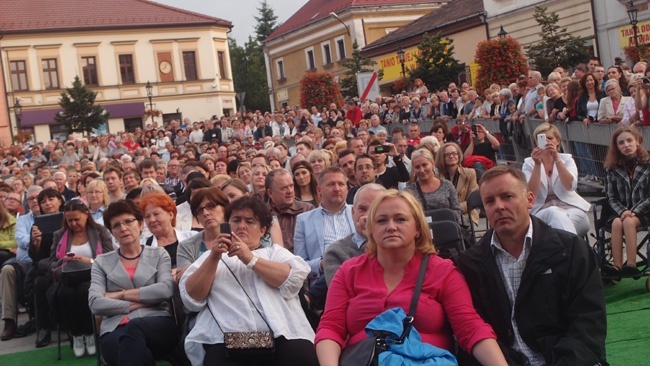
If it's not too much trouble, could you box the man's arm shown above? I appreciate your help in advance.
[293,213,321,278]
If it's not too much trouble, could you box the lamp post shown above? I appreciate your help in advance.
[329,12,350,36]
[145,81,154,125]
[497,25,508,39]
[397,46,406,78]
[627,1,640,47]
[14,99,22,142]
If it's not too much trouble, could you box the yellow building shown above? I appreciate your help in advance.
[0,0,235,145]
[262,0,447,110]
[361,0,488,91]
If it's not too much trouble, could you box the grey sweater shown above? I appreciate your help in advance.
[323,233,366,286]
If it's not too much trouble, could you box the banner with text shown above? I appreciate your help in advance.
[377,46,421,81]
[619,20,650,48]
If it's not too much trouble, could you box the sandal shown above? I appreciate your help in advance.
[601,264,622,282]
[622,264,642,280]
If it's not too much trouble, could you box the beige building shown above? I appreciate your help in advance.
[262,0,447,110]
[0,0,235,145]
[362,0,488,90]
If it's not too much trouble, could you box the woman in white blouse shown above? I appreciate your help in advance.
[179,196,317,366]
[598,79,631,124]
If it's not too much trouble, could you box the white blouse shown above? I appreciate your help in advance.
[179,244,313,365]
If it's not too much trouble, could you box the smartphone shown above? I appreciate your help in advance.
[537,134,547,149]
[471,125,478,134]
[643,77,650,84]
[220,222,231,236]
[66,252,75,257]
[374,145,390,154]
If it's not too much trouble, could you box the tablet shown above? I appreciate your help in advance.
[34,212,64,234]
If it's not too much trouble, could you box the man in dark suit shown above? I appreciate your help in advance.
[203,119,222,145]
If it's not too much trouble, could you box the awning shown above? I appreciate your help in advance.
[20,102,145,127]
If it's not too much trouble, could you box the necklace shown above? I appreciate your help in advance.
[118,245,144,260]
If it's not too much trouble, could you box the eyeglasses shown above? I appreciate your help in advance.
[4,197,20,203]
[195,202,218,217]
[27,196,39,202]
[443,152,459,158]
[87,190,103,195]
[110,218,138,231]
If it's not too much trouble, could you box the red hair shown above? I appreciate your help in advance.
[139,192,178,227]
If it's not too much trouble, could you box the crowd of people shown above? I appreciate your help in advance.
[0,55,646,365]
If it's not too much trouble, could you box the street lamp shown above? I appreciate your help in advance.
[14,99,22,138]
[397,46,406,78]
[497,25,508,39]
[329,12,350,36]
[145,81,154,125]
[628,1,640,47]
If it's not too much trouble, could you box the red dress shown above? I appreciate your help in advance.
[315,252,496,353]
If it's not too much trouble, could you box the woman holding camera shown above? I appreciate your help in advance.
[180,196,317,365]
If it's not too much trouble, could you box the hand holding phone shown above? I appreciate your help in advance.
[537,134,547,149]
[220,222,231,236]
[66,252,75,258]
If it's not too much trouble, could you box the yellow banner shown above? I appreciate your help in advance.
[377,47,421,81]
[469,62,480,87]
[618,20,650,48]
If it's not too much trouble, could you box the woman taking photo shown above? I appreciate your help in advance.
[180,196,317,365]
[49,200,113,357]
[435,143,479,225]
[522,123,591,236]
[292,161,321,207]
[86,180,110,226]
[603,126,650,279]
[140,193,195,281]
[315,190,507,365]
[406,149,462,223]
[89,200,178,365]
[598,79,631,124]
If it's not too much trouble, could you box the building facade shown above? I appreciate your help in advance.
[594,0,650,67]
[262,0,445,110]
[0,0,235,145]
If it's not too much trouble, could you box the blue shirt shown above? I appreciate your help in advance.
[15,212,35,263]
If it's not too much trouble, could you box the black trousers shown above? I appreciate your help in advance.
[100,316,178,366]
[203,336,318,366]
[56,281,92,336]
[34,272,53,330]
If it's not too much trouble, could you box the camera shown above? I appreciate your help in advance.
[374,145,390,154]
[220,222,231,236]
[471,125,478,134]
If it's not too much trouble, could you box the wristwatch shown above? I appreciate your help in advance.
[246,255,259,270]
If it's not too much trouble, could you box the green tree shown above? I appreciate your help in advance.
[54,76,109,136]
[254,0,278,42]
[339,40,382,98]
[526,6,591,76]
[409,32,461,91]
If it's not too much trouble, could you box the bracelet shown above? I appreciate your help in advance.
[554,159,561,164]
[246,255,259,270]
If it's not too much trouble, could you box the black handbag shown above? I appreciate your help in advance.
[61,260,92,286]
[205,259,275,361]
[339,254,430,366]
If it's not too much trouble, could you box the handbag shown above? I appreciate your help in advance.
[61,260,92,286]
[339,254,430,366]
[205,259,275,360]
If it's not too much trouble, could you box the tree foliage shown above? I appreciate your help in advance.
[525,6,591,76]
[409,32,461,91]
[54,76,109,136]
[339,40,382,98]
[229,1,278,112]
[475,36,529,91]
[300,71,344,110]
[254,0,278,43]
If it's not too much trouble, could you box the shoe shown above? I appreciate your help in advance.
[14,319,35,338]
[84,334,96,356]
[622,264,642,280]
[1,320,16,341]
[35,329,51,348]
[601,264,622,282]
[73,336,85,357]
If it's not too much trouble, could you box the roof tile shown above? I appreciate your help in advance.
[0,0,231,34]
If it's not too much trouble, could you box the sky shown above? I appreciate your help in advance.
[154,0,310,44]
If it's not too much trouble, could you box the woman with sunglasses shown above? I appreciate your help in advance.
[88,200,178,365]
[180,196,317,365]
[48,199,113,357]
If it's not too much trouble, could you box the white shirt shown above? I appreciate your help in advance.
[189,130,204,144]
[180,244,313,365]
[70,242,92,258]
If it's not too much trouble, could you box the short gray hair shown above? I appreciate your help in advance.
[499,88,513,99]
[604,79,620,90]
[353,183,386,205]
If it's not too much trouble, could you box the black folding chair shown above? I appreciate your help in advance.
[466,190,489,245]
[424,208,457,224]
[429,220,465,263]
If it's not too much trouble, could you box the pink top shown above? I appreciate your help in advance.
[315,253,496,353]
[118,265,137,326]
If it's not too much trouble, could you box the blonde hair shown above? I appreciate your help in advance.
[365,190,438,256]
[86,180,110,207]
[416,136,441,158]
[307,150,332,167]
[139,177,159,188]
[533,122,562,142]
[409,148,436,183]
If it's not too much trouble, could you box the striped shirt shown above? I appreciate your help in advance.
[490,220,545,366]
[322,205,353,247]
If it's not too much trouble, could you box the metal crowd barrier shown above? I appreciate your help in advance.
[385,118,650,180]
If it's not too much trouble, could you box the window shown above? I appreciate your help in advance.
[276,59,285,80]
[9,60,28,91]
[119,54,135,84]
[336,38,346,60]
[183,51,198,81]
[322,43,332,65]
[82,56,98,86]
[217,51,227,79]
[42,58,59,89]
[306,49,315,70]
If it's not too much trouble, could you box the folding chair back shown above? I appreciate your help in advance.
[429,220,465,263]
[466,190,488,244]
[424,208,457,224]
